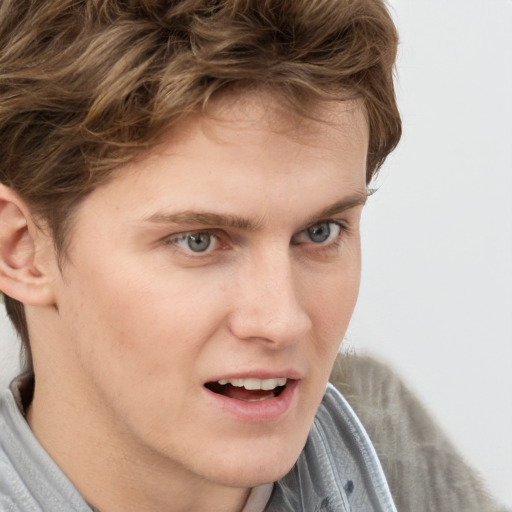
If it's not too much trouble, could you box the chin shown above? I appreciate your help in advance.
[195,437,304,489]
[210,460,296,489]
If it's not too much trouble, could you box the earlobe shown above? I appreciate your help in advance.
[0,185,56,306]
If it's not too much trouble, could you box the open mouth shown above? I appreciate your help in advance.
[204,378,289,402]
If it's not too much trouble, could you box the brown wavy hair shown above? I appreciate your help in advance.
[0,0,401,367]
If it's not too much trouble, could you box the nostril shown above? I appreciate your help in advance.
[228,301,311,345]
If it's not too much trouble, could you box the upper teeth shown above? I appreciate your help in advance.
[217,377,287,390]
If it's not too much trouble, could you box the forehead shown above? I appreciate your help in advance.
[67,91,369,242]
[162,91,369,160]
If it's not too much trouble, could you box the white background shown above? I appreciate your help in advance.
[1,0,511,508]
[347,0,512,507]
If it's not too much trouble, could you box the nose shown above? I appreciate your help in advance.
[227,248,312,346]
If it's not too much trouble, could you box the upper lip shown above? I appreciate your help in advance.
[205,369,302,383]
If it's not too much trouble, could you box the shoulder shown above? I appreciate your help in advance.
[329,353,505,512]
[0,385,90,512]
[0,387,38,511]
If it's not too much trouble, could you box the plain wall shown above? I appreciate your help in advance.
[347,0,512,507]
[1,0,511,508]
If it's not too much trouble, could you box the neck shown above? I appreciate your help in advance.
[26,373,251,512]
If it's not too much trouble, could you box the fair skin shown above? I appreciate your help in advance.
[0,93,368,512]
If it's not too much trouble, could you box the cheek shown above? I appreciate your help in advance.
[306,258,361,335]
[68,265,228,379]
[57,268,224,428]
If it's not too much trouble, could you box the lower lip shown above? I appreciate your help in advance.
[203,380,299,423]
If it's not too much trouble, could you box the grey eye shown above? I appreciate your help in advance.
[307,222,331,243]
[293,221,342,246]
[186,232,211,252]
[170,230,221,254]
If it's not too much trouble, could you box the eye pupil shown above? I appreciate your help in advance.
[308,222,331,243]
[187,233,211,252]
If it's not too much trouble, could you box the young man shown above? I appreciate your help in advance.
[0,1,504,511]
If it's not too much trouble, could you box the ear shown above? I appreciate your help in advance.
[0,184,56,306]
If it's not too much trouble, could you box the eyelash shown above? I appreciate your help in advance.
[165,220,349,257]
[291,220,347,249]
[166,230,224,255]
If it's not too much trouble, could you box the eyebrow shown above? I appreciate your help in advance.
[144,191,368,231]
[146,210,261,230]
[313,191,368,220]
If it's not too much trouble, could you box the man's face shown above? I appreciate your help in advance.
[45,94,368,487]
